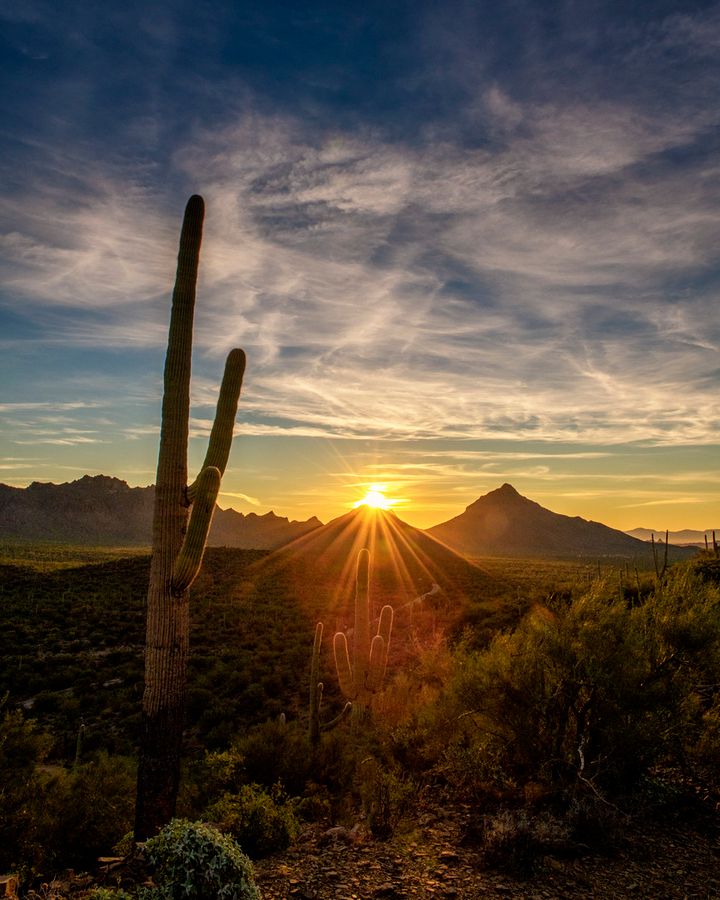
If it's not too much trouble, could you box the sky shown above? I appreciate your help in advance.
[1,0,719,532]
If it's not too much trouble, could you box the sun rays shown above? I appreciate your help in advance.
[353,485,394,510]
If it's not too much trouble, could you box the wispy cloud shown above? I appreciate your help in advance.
[218,490,261,506]
[1,2,719,461]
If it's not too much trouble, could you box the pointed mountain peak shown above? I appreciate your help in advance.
[465,482,525,512]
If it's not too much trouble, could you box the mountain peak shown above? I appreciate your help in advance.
[465,482,525,512]
[429,483,691,560]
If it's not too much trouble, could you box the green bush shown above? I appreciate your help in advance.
[445,565,720,799]
[144,819,259,900]
[41,753,136,869]
[205,783,300,857]
[0,696,52,874]
[357,758,415,839]
[88,890,135,900]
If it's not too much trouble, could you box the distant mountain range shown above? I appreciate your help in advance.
[428,483,697,560]
[0,476,321,549]
[625,528,718,548]
[0,475,705,561]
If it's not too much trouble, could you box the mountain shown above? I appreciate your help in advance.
[428,483,697,560]
[0,476,154,544]
[625,528,718,548]
[209,506,321,548]
[253,505,510,647]
[0,476,320,549]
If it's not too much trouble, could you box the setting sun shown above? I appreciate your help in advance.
[354,485,393,510]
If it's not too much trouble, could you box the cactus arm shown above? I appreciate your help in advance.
[311,623,353,743]
[321,701,352,732]
[367,605,392,692]
[172,465,221,593]
[367,635,386,693]
[333,631,356,699]
[187,348,246,504]
[378,604,393,646]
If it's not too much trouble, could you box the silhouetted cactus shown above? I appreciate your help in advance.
[333,549,393,720]
[651,530,669,581]
[135,196,245,840]
[309,622,351,745]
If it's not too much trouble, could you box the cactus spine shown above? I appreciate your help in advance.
[333,549,393,720]
[309,622,351,745]
[135,196,245,840]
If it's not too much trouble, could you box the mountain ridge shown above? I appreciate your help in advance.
[0,476,321,549]
[625,527,718,547]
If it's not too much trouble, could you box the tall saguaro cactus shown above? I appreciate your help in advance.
[135,196,246,840]
[333,549,393,720]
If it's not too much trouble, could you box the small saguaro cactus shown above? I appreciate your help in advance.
[135,195,246,841]
[333,549,393,720]
[651,529,670,581]
[309,622,352,745]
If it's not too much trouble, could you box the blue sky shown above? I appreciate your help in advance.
[1,0,719,530]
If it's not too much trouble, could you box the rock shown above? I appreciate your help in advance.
[0,875,18,899]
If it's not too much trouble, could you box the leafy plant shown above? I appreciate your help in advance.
[144,819,259,900]
[357,757,414,839]
[205,782,300,857]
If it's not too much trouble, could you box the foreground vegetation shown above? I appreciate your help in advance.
[1,544,718,894]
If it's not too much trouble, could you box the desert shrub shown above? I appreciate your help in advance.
[144,819,259,900]
[357,757,415,839]
[205,783,300,857]
[447,566,720,799]
[235,718,311,795]
[0,709,134,878]
[44,753,136,868]
[0,697,52,874]
[88,890,135,900]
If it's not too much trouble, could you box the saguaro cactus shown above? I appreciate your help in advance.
[135,196,245,840]
[333,549,393,720]
[309,622,351,745]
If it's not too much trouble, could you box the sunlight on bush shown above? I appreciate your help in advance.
[442,565,720,801]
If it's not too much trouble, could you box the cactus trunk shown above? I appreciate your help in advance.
[135,196,245,840]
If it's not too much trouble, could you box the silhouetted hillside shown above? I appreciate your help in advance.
[0,476,320,549]
[0,476,154,544]
[428,483,697,560]
[253,505,512,665]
